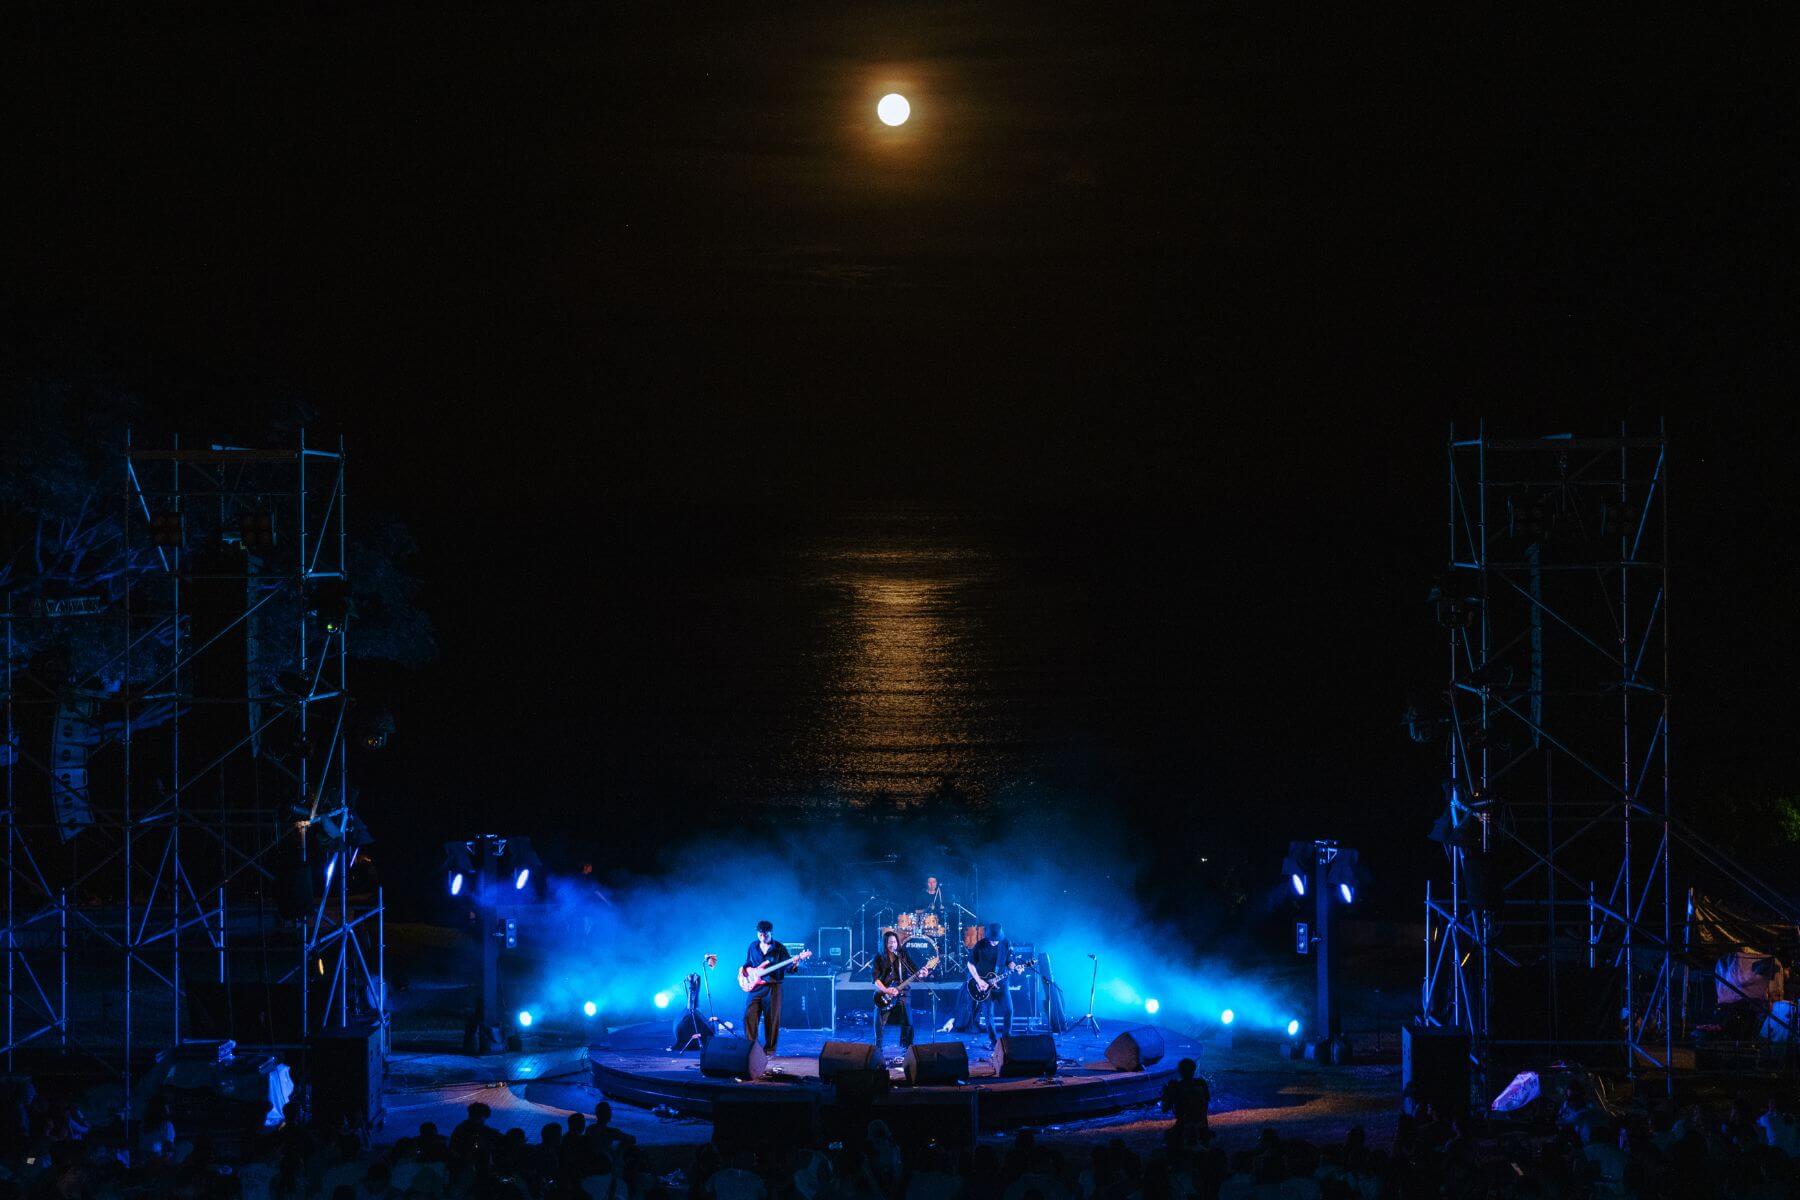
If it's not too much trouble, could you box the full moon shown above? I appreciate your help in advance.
[877,93,910,127]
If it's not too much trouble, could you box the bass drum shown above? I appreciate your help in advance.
[962,920,982,950]
[903,933,937,963]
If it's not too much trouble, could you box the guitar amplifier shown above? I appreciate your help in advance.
[783,975,836,1030]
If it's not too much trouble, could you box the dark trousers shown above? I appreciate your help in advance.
[874,999,914,1052]
[979,986,1014,1043]
[744,988,781,1054]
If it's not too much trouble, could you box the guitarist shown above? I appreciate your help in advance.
[742,920,790,1055]
[872,929,930,1057]
[966,921,1015,1046]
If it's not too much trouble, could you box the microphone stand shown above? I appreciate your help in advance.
[1077,954,1101,1036]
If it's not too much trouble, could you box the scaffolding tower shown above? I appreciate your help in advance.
[1421,421,1675,1085]
[2,432,384,1111]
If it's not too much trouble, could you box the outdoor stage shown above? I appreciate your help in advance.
[587,1018,1199,1132]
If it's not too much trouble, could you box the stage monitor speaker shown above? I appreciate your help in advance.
[993,1033,1058,1078]
[1401,1025,1470,1116]
[712,1096,819,1149]
[903,1041,968,1086]
[783,975,836,1030]
[701,1037,768,1080]
[309,1023,383,1129]
[1103,1026,1166,1072]
[818,1040,879,1081]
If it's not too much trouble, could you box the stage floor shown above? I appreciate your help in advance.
[588,1018,1195,1131]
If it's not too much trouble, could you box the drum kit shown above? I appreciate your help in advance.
[854,899,983,973]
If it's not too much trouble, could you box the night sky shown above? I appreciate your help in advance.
[4,6,1796,917]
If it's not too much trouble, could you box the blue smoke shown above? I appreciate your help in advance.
[503,812,1301,1035]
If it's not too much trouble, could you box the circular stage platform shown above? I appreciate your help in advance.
[589,1019,1201,1133]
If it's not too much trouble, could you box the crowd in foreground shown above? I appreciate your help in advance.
[3,1059,1800,1199]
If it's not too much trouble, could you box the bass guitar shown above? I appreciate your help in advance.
[737,949,813,992]
[873,955,939,1012]
[967,958,1035,1004]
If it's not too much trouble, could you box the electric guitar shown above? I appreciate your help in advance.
[967,958,1034,1004]
[737,949,812,992]
[873,955,939,1011]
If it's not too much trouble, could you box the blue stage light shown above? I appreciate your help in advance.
[1145,998,1161,1015]
[1291,873,1306,896]
[517,1010,534,1027]
[449,872,464,896]
[323,855,337,886]
[1287,1019,1301,1037]
[1220,1008,1235,1026]
[653,991,671,1009]
[1339,882,1355,904]
[514,867,531,890]
[583,1000,598,1018]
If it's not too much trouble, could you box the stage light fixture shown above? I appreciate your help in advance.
[442,840,478,897]
[517,1010,533,1027]
[654,991,671,1009]
[1145,998,1160,1015]
[1287,1019,1301,1037]
[1325,848,1370,906]
[323,854,338,887]
[1281,842,1315,896]
[583,1001,598,1018]
[504,838,543,891]
[1220,1009,1235,1026]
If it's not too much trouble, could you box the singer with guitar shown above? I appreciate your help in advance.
[739,920,811,1056]
[872,929,935,1058]
[966,921,1021,1046]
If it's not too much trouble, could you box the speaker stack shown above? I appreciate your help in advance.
[1401,1025,1470,1116]
[993,1034,1058,1078]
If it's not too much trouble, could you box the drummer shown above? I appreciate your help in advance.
[922,875,946,915]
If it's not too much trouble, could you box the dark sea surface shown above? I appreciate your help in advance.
[379,501,1445,916]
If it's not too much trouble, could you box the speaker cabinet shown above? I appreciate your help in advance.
[309,1023,384,1129]
[993,1033,1058,1078]
[1401,1025,1470,1116]
[701,1037,769,1080]
[1103,1026,1166,1072]
[818,1040,878,1080]
[783,975,836,1030]
[903,1041,968,1086]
